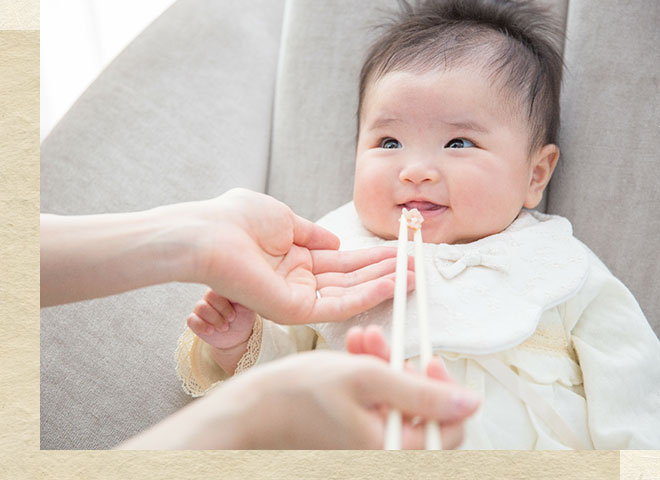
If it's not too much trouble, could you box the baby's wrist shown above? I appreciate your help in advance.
[209,338,251,375]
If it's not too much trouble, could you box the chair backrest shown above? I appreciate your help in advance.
[548,0,660,334]
[41,0,285,215]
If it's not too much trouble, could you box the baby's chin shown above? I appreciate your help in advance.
[368,225,449,243]
[357,210,477,244]
[365,224,471,245]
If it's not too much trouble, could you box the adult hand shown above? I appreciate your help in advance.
[174,188,413,324]
[346,324,453,379]
[116,350,479,450]
[41,188,413,322]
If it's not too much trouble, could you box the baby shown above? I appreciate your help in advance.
[176,0,660,449]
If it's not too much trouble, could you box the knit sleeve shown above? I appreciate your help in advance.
[568,254,660,448]
[234,318,319,374]
[175,316,319,397]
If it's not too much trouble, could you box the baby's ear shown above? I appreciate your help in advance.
[524,144,560,209]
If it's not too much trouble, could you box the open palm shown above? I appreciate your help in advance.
[196,189,414,325]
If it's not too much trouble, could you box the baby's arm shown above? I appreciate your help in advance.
[568,256,660,448]
[183,287,319,387]
[187,289,256,375]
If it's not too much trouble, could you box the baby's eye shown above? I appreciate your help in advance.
[380,138,402,149]
[445,138,475,149]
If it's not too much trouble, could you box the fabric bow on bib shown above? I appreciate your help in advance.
[434,244,511,279]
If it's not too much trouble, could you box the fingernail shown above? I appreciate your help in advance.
[227,312,236,323]
[452,391,480,412]
[219,322,230,332]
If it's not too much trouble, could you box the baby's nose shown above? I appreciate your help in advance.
[399,159,440,184]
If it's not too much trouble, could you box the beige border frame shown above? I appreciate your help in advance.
[0,1,655,478]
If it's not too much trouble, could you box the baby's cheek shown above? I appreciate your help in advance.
[354,187,378,224]
[355,191,392,238]
[463,189,520,237]
[354,170,380,210]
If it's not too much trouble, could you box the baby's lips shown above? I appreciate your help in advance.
[402,200,443,211]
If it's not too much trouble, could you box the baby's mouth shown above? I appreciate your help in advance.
[400,201,445,211]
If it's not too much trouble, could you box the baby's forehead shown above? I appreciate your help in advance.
[356,11,560,150]
[360,66,528,128]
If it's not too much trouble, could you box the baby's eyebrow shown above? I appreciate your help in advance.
[367,117,403,130]
[442,119,489,134]
[366,116,489,134]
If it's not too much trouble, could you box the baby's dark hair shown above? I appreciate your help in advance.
[358,0,565,151]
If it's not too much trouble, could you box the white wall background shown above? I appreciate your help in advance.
[40,0,177,142]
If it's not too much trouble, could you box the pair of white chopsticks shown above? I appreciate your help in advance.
[384,208,442,450]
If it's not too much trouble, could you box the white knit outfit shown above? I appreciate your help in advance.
[177,202,660,449]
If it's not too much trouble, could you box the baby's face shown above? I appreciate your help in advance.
[354,67,543,244]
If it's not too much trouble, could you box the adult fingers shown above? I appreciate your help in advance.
[363,324,390,361]
[345,326,366,354]
[362,365,481,425]
[311,247,401,275]
[291,213,340,251]
[317,270,415,298]
[346,326,412,371]
[426,357,454,382]
[312,271,414,323]
[400,419,465,450]
[315,257,396,289]
[315,256,414,289]
[346,325,389,357]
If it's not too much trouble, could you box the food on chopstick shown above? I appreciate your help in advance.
[402,207,424,230]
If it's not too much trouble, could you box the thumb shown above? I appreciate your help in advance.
[426,357,454,382]
[367,366,480,424]
[292,213,340,250]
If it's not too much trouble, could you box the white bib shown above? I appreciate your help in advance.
[310,202,589,357]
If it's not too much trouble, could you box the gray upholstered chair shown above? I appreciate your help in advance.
[40,0,660,449]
